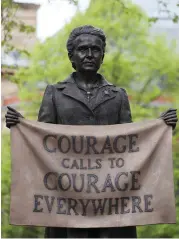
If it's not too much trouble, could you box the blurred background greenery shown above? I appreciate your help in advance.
[1,0,179,237]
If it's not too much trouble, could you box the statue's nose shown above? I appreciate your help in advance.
[87,48,92,57]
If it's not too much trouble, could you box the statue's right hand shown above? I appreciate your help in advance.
[5,106,24,129]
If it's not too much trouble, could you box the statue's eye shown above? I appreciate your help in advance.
[92,47,100,52]
[78,47,86,52]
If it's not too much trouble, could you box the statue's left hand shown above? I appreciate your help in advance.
[159,108,178,129]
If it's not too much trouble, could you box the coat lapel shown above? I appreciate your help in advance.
[62,84,90,108]
[55,73,118,112]
[56,75,93,112]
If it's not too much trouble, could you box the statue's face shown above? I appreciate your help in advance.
[70,34,104,72]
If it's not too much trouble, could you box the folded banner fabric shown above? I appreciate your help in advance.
[10,119,176,228]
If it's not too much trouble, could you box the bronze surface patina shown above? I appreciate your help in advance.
[6,25,178,238]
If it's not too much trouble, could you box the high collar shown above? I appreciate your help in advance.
[56,72,113,88]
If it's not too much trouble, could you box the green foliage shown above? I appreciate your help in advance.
[2,0,179,237]
[14,0,179,115]
[153,0,179,23]
[1,134,44,238]
[1,0,35,54]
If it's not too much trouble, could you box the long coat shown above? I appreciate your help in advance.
[38,72,137,238]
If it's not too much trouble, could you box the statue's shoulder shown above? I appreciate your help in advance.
[52,74,73,89]
[110,86,130,103]
[99,75,128,98]
[115,87,128,94]
[111,85,128,95]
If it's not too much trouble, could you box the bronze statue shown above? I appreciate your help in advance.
[6,25,178,238]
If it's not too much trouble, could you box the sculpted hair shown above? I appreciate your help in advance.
[66,25,106,59]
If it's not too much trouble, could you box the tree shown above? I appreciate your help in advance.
[15,0,179,114]
[2,0,179,237]
[156,0,179,23]
[2,0,178,54]
[1,0,35,54]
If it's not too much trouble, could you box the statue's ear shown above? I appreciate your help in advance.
[68,53,76,69]
[68,53,72,61]
[101,53,105,63]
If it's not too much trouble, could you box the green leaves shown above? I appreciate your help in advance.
[1,0,35,54]
[156,0,179,23]
[2,0,179,237]
[14,0,179,121]
[173,14,179,23]
[18,22,35,33]
[149,17,158,23]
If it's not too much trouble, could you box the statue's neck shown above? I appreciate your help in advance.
[75,71,99,90]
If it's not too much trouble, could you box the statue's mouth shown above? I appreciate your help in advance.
[83,62,95,65]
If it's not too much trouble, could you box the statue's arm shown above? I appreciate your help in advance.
[38,85,57,123]
[118,88,132,124]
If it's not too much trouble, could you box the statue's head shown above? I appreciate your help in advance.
[66,25,106,72]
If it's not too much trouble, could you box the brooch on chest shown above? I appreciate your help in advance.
[102,88,111,98]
